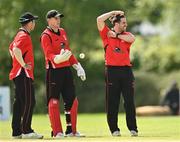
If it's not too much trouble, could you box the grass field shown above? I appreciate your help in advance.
[0,114,180,142]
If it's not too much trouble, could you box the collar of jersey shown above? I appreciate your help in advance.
[19,27,30,35]
[47,26,61,36]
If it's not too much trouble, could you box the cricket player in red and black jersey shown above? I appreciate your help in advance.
[9,12,43,139]
[40,10,86,138]
[97,10,138,136]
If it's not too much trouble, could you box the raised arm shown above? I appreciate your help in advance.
[96,10,124,31]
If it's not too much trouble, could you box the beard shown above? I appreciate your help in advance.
[123,27,127,32]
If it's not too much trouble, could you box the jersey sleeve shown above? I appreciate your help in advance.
[41,34,56,62]
[69,54,78,65]
[13,34,28,52]
[99,25,109,48]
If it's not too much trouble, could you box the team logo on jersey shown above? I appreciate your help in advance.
[114,47,121,53]
[114,46,124,54]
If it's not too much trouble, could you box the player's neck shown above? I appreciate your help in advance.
[21,26,30,33]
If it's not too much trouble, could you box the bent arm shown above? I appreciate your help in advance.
[117,33,135,43]
[13,47,26,67]
[97,10,124,31]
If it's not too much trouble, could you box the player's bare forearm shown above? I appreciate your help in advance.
[13,47,26,67]
[107,30,135,43]
[117,34,135,43]
[97,10,124,31]
[97,11,113,31]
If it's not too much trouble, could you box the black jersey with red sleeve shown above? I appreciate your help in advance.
[99,25,133,66]
[40,27,78,69]
[9,29,34,80]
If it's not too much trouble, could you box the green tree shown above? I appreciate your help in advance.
[0,0,170,112]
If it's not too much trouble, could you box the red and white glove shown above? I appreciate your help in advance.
[72,63,86,81]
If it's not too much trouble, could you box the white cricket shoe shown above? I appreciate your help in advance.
[130,130,138,137]
[12,134,22,139]
[66,132,85,137]
[55,132,64,138]
[65,132,74,137]
[74,131,85,137]
[112,130,121,136]
[22,132,43,139]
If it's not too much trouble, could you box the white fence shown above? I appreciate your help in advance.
[0,86,10,120]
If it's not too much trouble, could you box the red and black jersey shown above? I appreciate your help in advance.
[99,25,133,66]
[40,27,78,69]
[9,28,34,80]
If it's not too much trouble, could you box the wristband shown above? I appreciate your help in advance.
[116,33,120,38]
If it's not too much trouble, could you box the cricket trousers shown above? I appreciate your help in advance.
[12,69,35,136]
[105,66,138,133]
[46,67,77,135]
[46,67,76,109]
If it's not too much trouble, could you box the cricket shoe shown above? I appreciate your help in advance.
[22,132,43,139]
[112,130,121,136]
[54,132,64,138]
[12,134,22,139]
[66,132,85,137]
[130,130,138,137]
[74,132,85,137]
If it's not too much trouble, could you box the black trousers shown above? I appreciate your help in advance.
[46,67,76,111]
[12,69,35,136]
[105,66,138,133]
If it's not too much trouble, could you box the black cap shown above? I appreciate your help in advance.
[19,12,38,24]
[46,10,64,19]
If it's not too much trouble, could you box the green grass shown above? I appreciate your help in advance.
[0,114,180,142]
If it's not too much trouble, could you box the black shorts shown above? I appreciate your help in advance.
[46,67,76,109]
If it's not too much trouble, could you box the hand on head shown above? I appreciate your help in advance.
[109,10,124,24]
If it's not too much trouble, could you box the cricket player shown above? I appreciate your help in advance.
[9,12,43,139]
[40,10,86,138]
[97,10,138,136]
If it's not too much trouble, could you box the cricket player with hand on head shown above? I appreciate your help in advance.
[40,9,86,138]
[97,10,138,137]
[9,12,43,139]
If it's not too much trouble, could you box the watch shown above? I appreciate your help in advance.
[116,33,120,38]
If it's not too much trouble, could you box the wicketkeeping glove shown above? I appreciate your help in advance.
[72,63,86,81]
[54,49,72,64]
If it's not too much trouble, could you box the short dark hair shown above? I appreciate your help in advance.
[112,14,125,24]
[21,22,29,26]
